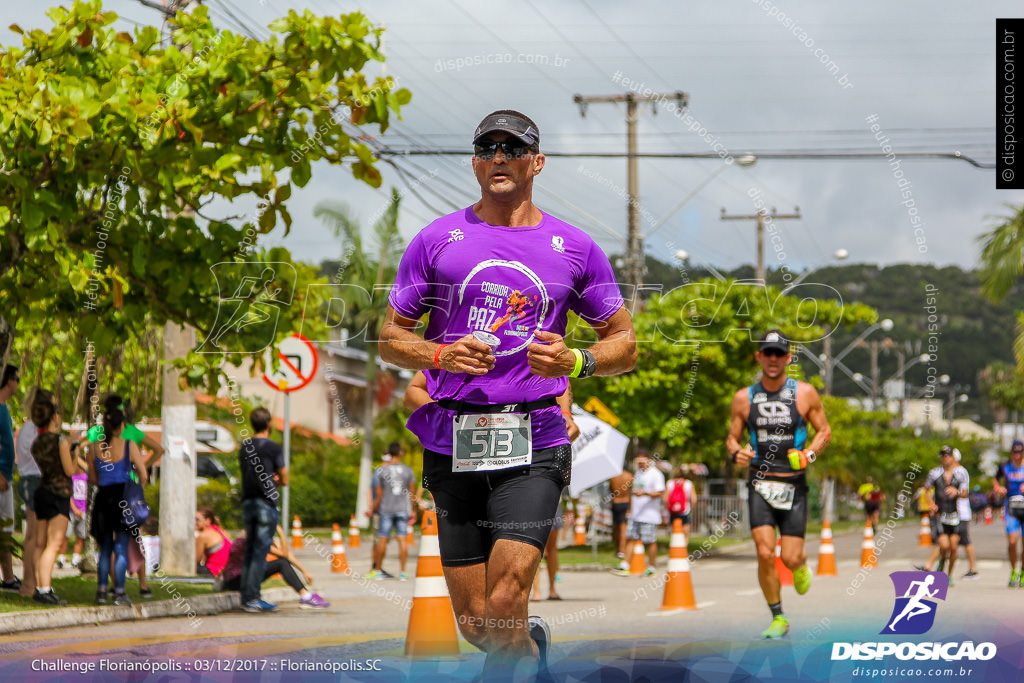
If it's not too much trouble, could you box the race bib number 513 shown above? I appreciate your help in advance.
[452,413,532,472]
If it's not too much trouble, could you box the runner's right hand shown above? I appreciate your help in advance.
[437,335,496,375]
[733,447,755,467]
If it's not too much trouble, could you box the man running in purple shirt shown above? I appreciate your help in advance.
[380,110,636,679]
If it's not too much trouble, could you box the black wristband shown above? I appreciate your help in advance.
[730,449,739,464]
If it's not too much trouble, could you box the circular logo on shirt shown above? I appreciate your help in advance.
[457,259,551,357]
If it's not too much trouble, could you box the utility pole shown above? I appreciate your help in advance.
[822,325,833,396]
[573,91,688,314]
[719,207,801,283]
[137,0,201,575]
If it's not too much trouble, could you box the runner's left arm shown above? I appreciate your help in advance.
[799,383,832,456]
[527,306,637,378]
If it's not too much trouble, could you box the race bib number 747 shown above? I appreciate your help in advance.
[452,413,532,472]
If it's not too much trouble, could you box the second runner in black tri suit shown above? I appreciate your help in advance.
[727,330,832,639]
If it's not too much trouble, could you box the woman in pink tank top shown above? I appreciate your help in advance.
[195,509,231,577]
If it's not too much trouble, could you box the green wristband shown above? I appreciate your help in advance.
[569,348,584,378]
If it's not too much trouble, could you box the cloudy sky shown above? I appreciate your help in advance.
[4,1,1013,274]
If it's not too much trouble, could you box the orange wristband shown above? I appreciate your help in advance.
[434,344,448,369]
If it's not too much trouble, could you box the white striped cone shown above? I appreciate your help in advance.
[629,538,647,575]
[860,521,877,568]
[405,511,460,657]
[348,515,361,548]
[291,515,303,549]
[919,515,932,546]
[816,520,837,576]
[330,523,349,574]
[660,518,697,610]
[574,515,586,545]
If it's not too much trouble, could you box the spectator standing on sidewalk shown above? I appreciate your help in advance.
[0,365,19,591]
[237,407,287,613]
[30,396,76,605]
[14,387,45,597]
[372,442,416,580]
[88,398,148,605]
[58,461,88,569]
[618,451,665,576]
[663,466,697,540]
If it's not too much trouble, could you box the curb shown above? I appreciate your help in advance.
[0,587,295,636]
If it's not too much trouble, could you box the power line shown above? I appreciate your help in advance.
[376,148,994,168]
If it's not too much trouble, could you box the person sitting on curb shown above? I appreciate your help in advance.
[219,525,329,610]
[195,508,232,577]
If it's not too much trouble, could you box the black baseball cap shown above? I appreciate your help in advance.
[1013,440,1024,452]
[473,110,540,148]
[759,329,790,354]
[940,445,954,456]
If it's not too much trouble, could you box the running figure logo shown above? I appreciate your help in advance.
[880,571,948,635]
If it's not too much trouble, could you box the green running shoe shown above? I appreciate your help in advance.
[793,565,812,595]
[761,615,790,639]
[1010,570,1020,588]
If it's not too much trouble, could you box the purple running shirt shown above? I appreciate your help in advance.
[390,207,624,454]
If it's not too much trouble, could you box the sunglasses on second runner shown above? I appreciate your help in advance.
[473,140,535,160]
[760,349,789,358]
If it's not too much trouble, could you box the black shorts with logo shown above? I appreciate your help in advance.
[423,444,571,566]
[748,474,808,538]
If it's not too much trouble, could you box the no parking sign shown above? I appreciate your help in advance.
[262,333,318,393]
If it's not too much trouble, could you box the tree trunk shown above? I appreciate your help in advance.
[33,330,53,392]
[53,329,71,403]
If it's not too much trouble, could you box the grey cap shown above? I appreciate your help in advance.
[473,111,540,147]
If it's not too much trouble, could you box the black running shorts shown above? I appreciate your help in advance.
[423,444,571,566]
[748,476,808,538]
[611,501,629,527]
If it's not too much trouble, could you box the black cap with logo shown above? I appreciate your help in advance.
[473,111,540,148]
[759,329,790,354]
[940,445,954,457]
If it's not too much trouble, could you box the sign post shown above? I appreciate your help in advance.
[262,334,318,532]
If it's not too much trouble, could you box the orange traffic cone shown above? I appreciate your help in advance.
[860,521,878,568]
[660,518,697,610]
[405,511,460,657]
[349,515,361,549]
[918,515,932,546]
[407,517,415,546]
[331,523,350,574]
[985,507,993,525]
[629,538,648,575]
[573,513,587,546]
[291,515,303,549]
[775,538,793,586]
[815,520,837,577]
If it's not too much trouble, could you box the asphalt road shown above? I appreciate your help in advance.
[0,517,1017,681]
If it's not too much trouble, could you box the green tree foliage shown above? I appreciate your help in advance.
[0,1,410,376]
[570,279,876,457]
[623,257,1024,421]
[978,205,1024,376]
[309,189,404,521]
[822,396,985,499]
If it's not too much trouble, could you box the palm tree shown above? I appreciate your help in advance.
[314,188,405,526]
[979,204,1024,372]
